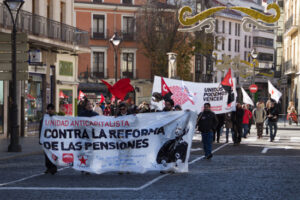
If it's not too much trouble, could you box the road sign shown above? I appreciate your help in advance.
[0,72,28,81]
[249,84,258,93]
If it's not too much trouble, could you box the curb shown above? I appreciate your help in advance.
[0,150,43,161]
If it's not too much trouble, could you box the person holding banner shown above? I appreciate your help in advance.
[163,99,175,112]
[197,103,218,159]
[39,104,57,175]
[78,99,99,117]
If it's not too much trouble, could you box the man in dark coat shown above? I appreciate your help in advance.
[78,99,99,117]
[214,114,225,143]
[197,103,218,159]
[267,101,279,142]
[39,104,57,175]
[232,103,244,145]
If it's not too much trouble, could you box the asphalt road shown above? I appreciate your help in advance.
[0,129,300,200]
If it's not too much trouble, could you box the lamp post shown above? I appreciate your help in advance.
[167,52,177,79]
[4,0,24,152]
[110,32,122,116]
[251,48,258,102]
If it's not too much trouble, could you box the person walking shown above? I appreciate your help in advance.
[242,104,252,138]
[197,103,218,159]
[214,114,225,143]
[232,103,244,145]
[267,101,279,142]
[224,112,234,143]
[252,102,267,139]
[265,100,272,135]
[39,104,57,175]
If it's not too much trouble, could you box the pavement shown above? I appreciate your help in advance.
[0,136,43,160]
[0,122,299,160]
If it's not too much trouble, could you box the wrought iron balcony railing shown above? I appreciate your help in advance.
[0,3,89,47]
[284,60,296,74]
[90,29,136,41]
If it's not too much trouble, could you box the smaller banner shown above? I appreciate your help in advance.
[40,111,197,174]
[151,76,237,114]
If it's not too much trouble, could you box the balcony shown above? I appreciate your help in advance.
[90,29,135,41]
[284,60,296,75]
[121,31,136,41]
[285,16,299,36]
[276,35,283,43]
[0,3,89,47]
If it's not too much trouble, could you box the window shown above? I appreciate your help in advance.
[228,39,231,51]
[229,22,231,35]
[215,37,218,50]
[122,0,132,4]
[93,52,105,78]
[235,40,237,52]
[93,15,105,39]
[238,40,240,52]
[222,39,225,50]
[238,24,240,36]
[249,36,251,48]
[216,19,219,33]
[195,54,202,72]
[93,0,102,3]
[122,53,134,78]
[244,36,247,48]
[222,21,225,33]
[235,23,237,36]
[253,37,274,47]
[196,3,202,13]
[258,53,274,62]
[123,16,135,40]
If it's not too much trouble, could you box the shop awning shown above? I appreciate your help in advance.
[78,82,108,93]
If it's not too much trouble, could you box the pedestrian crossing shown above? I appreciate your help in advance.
[193,134,300,143]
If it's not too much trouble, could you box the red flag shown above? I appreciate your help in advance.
[161,77,172,97]
[99,94,105,103]
[221,68,234,105]
[221,68,233,88]
[59,91,68,99]
[101,78,134,101]
[78,90,85,100]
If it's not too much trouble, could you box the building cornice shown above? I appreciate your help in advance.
[75,2,140,12]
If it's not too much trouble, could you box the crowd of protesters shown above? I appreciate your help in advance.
[41,94,281,173]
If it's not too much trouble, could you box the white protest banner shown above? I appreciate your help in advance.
[40,111,197,174]
[151,76,236,114]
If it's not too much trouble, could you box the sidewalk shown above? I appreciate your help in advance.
[0,136,43,160]
[277,122,300,130]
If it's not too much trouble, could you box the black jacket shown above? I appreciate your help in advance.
[267,107,279,122]
[197,111,218,133]
[78,110,99,117]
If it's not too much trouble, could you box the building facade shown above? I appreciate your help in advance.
[209,0,278,103]
[0,0,89,137]
[283,0,300,113]
[75,0,154,105]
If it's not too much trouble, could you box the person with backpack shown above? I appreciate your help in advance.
[252,102,267,139]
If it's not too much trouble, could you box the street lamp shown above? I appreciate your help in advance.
[167,52,177,78]
[110,32,122,116]
[251,48,258,102]
[4,0,24,152]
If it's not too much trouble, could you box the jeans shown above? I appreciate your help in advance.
[268,121,278,141]
[201,132,213,157]
[242,124,249,138]
[226,128,234,141]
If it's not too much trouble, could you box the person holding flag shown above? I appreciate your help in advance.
[266,101,279,142]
